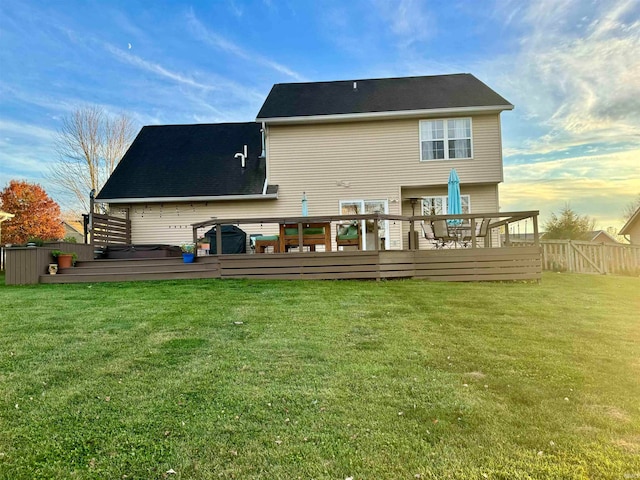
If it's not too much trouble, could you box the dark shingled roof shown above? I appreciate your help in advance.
[97,122,267,200]
[257,73,513,119]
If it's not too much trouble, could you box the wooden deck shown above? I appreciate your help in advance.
[6,210,544,284]
[39,246,542,283]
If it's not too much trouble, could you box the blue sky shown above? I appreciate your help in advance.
[1,0,639,230]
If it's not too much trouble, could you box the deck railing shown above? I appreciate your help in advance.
[191,210,540,256]
[89,213,131,246]
[86,191,131,246]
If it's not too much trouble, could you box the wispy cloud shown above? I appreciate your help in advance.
[493,0,640,154]
[0,119,58,190]
[103,42,265,104]
[227,0,244,18]
[372,0,436,47]
[0,119,56,142]
[185,9,306,81]
[103,43,215,90]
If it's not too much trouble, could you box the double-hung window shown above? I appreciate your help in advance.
[420,118,472,161]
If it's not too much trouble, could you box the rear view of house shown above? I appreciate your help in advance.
[97,73,513,249]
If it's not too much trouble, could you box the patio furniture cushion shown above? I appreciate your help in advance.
[284,227,325,235]
[337,225,358,240]
[255,235,279,241]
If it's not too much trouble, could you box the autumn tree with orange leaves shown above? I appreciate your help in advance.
[0,180,65,244]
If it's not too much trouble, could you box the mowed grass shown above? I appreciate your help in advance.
[0,273,639,479]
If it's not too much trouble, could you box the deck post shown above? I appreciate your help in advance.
[193,226,198,258]
[409,220,415,250]
[372,214,379,252]
[89,189,95,245]
[532,214,539,246]
[216,223,223,256]
[471,218,477,248]
[298,222,304,253]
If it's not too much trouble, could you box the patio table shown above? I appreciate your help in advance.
[279,222,332,252]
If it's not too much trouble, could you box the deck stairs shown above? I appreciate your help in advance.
[40,256,220,284]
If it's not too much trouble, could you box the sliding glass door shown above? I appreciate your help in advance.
[339,199,389,250]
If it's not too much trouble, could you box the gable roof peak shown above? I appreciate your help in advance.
[271,72,472,87]
[257,73,513,122]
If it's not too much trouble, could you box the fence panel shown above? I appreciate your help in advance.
[91,214,131,246]
[513,240,640,275]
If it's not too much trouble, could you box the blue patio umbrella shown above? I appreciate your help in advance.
[447,169,462,225]
[301,192,308,216]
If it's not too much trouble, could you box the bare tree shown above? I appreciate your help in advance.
[50,106,137,213]
[623,194,640,221]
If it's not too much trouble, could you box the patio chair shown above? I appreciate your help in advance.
[432,219,458,248]
[462,218,490,247]
[336,222,361,250]
[420,222,442,249]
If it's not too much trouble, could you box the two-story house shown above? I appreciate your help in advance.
[96,73,513,249]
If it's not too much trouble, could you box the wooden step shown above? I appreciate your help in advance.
[40,256,221,283]
[40,267,220,284]
[65,262,213,275]
[77,257,186,267]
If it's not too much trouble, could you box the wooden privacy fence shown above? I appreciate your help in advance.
[513,240,640,275]
[90,213,131,246]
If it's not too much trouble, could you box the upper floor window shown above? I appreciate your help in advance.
[420,118,472,161]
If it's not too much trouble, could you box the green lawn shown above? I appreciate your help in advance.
[1,273,639,479]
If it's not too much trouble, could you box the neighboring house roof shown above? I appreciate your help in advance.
[257,73,513,123]
[501,233,539,242]
[97,122,275,203]
[588,230,619,244]
[620,207,640,236]
[63,221,84,242]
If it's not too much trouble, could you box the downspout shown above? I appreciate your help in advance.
[261,122,268,195]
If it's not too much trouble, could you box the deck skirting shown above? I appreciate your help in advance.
[30,246,542,284]
[216,246,542,281]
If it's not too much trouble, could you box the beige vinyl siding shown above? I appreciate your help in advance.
[111,184,498,248]
[110,200,282,245]
[625,220,640,245]
[267,114,502,213]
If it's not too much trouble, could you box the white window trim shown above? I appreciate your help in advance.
[421,195,471,216]
[419,117,473,161]
[339,199,389,250]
